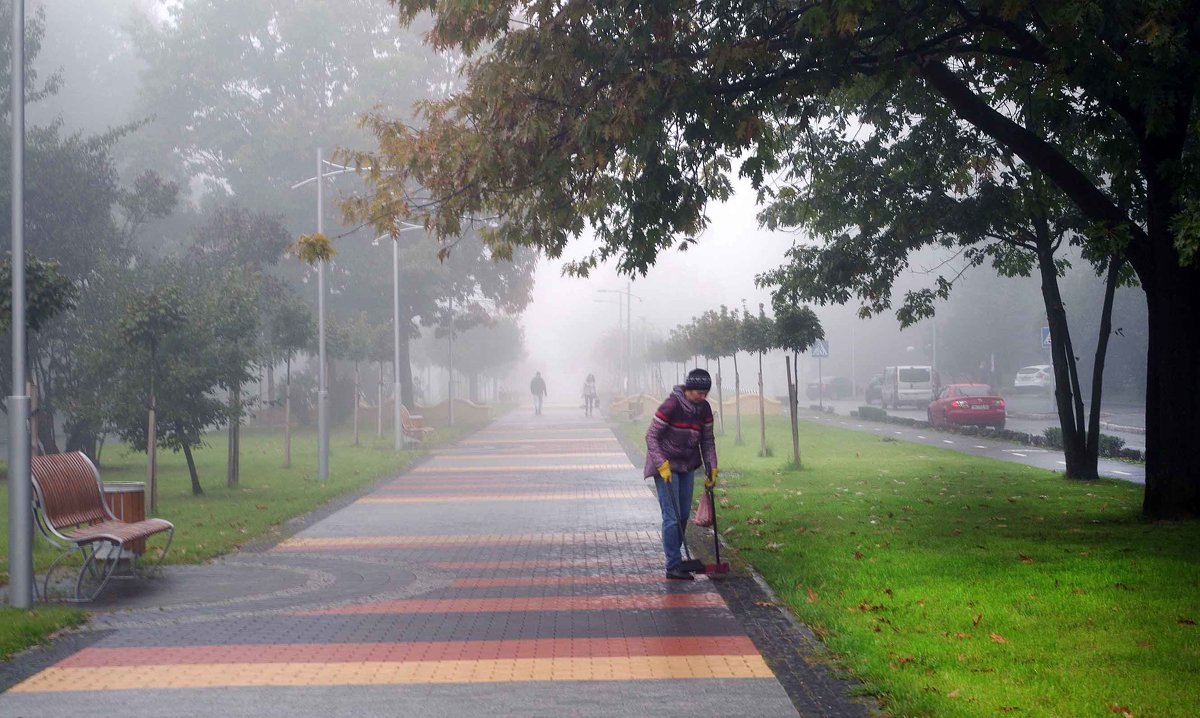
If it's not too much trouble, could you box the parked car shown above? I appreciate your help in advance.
[927,384,1006,429]
[806,376,853,400]
[881,365,938,408]
[864,374,883,404]
[1013,364,1054,392]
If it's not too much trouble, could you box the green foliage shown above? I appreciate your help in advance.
[0,255,78,334]
[772,303,823,354]
[117,286,187,356]
[739,303,775,355]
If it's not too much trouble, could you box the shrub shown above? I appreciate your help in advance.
[857,406,887,421]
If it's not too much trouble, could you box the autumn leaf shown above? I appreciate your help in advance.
[947,689,961,699]
[1178,617,1196,626]
[1107,704,1133,718]
[753,600,776,608]
[853,550,864,560]
[1018,553,1035,564]
[972,613,983,626]
[990,633,1007,644]
[806,587,819,604]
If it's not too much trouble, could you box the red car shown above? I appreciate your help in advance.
[927,384,1006,430]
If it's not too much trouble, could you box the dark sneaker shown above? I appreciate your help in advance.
[679,559,705,573]
[665,568,695,581]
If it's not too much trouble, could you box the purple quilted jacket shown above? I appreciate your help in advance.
[643,386,718,479]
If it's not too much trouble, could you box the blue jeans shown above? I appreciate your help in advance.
[653,470,695,571]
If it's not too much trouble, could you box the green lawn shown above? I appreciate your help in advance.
[620,415,1200,717]
[0,419,485,660]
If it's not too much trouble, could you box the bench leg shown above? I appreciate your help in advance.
[70,542,123,603]
[140,527,175,578]
[40,546,78,601]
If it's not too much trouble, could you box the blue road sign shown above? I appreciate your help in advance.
[1041,326,1051,348]
[812,339,830,358]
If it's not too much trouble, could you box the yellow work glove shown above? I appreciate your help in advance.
[705,467,719,488]
[657,461,672,482]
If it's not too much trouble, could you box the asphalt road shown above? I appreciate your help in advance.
[811,393,1146,452]
[795,403,1146,485]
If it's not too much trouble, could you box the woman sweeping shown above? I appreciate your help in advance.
[644,369,719,580]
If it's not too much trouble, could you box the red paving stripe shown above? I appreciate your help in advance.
[292,593,726,615]
[449,574,676,588]
[357,490,645,504]
[408,464,631,473]
[428,559,659,570]
[274,531,658,552]
[56,636,758,668]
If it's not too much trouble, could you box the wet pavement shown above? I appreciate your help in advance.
[1,406,872,717]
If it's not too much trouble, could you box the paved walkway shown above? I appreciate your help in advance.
[0,406,859,717]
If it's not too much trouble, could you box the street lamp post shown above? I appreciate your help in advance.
[7,0,33,609]
[378,223,424,450]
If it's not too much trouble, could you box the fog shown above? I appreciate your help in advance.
[1,0,1149,462]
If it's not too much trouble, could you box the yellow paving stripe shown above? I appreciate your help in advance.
[429,452,630,460]
[409,463,631,473]
[358,490,647,504]
[12,655,775,692]
[274,531,658,551]
[460,438,622,445]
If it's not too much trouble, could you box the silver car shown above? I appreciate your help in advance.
[1013,364,1053,391]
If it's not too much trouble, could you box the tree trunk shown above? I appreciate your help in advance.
[786,354,801,468]
[1035,230,1091,479]
[398,332,416,409]
[284,358,292,468]
[377,361,384,437]
[267,363,275,410]
[178,421,203,496]
[757,351,768,457]
[227,383,240,488]
[715,356,725,435]
[469,373,480,403]
[1141,257,1200,518]
[733,352,744,446]
[147,393,158,512]
[1085,256,1123,478]
[353,361,361,446]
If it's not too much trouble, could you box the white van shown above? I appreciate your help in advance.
[881,365,937,409]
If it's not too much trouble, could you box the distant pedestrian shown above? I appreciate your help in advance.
[582,373,598,416]
[530,371,547,415]
[644,368,718,580]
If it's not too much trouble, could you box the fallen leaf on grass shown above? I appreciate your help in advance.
[853,551,864,560]
[990,633,1007,644]
[255,504,268,511]
[1107,705,1133,718]
[765,542,784,551]
[753,600,776,608]
[806,587,819,604]
[1178,617,1196,626]
[972,613,983,627]
[998,707,1021,713]
[947,689,960,699]
[746,516,765,525]
[1136,641,1152,648]
[1018,553,1035,564]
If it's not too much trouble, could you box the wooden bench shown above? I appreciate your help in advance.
[400,405,435,441]
[30,452,175,602]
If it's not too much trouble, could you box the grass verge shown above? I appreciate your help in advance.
[1,419,485,659]
[619,414,1199,717]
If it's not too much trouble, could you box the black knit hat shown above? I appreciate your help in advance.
[685,368,712,391]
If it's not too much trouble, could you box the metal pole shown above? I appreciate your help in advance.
[316,148,329,481]
[628,283,638,393]
[7,0,33,608]
[392,236,403,450]
[448,297,454,425]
